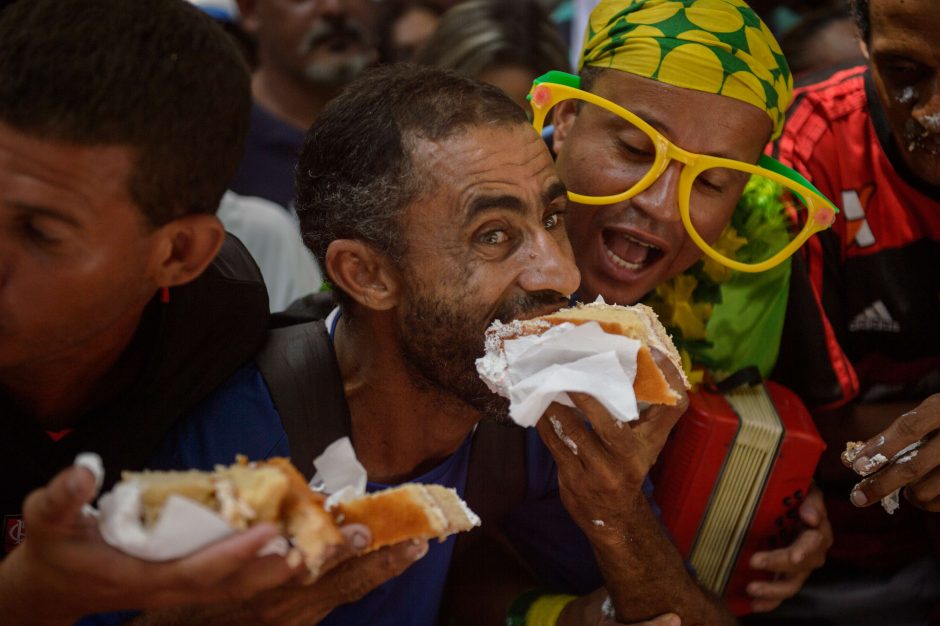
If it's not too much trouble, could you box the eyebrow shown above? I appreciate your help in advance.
[612,107,747,161]
[10,201,83,228]
[871,49,923,64]
[463,179,569,224]
[464,193,526,225]
[544,180,567,206]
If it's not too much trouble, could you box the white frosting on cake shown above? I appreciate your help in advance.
[476,318,552,395]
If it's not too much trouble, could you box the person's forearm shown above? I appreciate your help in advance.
[588,491,735,625]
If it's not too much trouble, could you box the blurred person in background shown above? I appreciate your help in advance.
[778,4,863,78]
[231,0,379,210]
[766,0,940,623]
[415,0,569,109]
[189,0,324,312]
[216,191,323,312]
[377,0,443,63]
[188,0,257,67]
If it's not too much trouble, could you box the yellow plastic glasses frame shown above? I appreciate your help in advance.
[528,71,838,273]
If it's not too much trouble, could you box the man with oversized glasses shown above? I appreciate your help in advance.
[531,0,837,617]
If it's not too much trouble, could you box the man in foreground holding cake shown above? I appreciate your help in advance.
[544,0,835,613]
[0,1,424,624]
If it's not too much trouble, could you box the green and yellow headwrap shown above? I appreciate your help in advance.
[580,0,792,138]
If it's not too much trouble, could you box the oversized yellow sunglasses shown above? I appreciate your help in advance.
[528,71,838,273]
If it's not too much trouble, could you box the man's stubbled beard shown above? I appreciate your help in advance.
[399,275,569,423]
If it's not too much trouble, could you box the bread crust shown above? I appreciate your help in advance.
[123,457,343,575]
[332,484,479,552]
[490,302,689,405]
[121,458,479,571]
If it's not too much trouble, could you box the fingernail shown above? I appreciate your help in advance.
[747,582,763,597]
[665,615,681,626]
[851,488,868,506]
[349,529,369,551]
[792,550,804,564]
[66,470,88,498]
[751,555,766,569]
[407,540,428,560]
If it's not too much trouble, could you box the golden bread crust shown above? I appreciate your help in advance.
[495,302,689,405]
[333,484,479,551]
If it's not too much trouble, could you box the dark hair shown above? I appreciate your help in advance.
[849,0,870,42]
[580,65,605,93]
[295,64,528,308]
[415,0,570,78]
[0,0,251,226]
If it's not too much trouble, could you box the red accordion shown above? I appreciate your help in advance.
[651,378,825,615]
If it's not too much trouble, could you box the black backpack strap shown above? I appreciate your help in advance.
[461,419,528,529]
[255,320,351,480]
[442,420,532,625]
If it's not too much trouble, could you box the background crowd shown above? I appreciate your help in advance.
[0,0,937,625]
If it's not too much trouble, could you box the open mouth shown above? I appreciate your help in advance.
[602,229,664,272]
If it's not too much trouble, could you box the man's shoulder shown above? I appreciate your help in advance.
[775,65,870,168]
[790,64,869,122]
[151,362,289,470]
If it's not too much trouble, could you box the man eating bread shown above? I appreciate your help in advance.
[140,64,697,626]
[291,63,708,626]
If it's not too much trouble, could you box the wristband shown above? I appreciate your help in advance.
[526,594,577,626]
[506,590,577,626]
[506,589,542,626]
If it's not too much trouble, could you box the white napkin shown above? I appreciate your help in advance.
[311,437,368,509]
[94,439,371,560]
[99,482,239,560]
[93,453,293,561]
[478,321,641,427]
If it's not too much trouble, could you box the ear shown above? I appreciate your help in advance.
[325,239,401,311]
[149,214,226,288]
[550,98,579,157]
[235,0,260,34]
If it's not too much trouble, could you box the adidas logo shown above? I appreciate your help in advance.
[849,300,900,333]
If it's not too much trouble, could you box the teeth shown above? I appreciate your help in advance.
[622,233,660,250]
[605,245,642,270]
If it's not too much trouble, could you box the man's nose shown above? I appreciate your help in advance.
[628,160,682,223]
[518,230,581,297]
[912,77,940,133]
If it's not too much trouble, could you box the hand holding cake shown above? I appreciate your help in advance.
[476,299,689,428]
[477,300,690,530]
[843,393,940,514]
